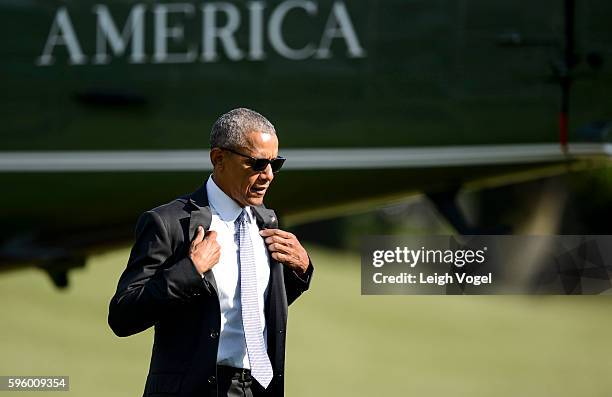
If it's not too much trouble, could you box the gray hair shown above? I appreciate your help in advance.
[210,108,276,149]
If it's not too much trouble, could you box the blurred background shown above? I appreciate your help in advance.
[1,0,612,395]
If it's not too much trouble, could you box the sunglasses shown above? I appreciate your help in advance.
[219,147,286,173]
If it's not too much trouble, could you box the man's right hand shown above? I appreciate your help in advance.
[189,226,221,275]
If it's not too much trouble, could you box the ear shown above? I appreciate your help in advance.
[210,148,224,170]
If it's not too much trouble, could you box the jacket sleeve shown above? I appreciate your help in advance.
[108,210,206,337]
[283,256,314,306]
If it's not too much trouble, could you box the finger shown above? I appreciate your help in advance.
[259,228,294,239]
[271,252,290,263]
[264,235,292,246]
[205,230,217,241]
[192,226,205,244]
[259,228,275,237]
[266,239,293,249]
[268,242,292,254]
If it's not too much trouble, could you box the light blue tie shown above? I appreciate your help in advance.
[235,209,273,388]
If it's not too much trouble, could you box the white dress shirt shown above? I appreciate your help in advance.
[204,175,270,369]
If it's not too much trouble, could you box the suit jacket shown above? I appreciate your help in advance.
[108,183,313,397]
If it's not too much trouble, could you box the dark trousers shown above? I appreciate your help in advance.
[217,366,266,397]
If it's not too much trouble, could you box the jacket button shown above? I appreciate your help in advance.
[278,329,284,334]
[210,330,219,339]
[208,375,216,385]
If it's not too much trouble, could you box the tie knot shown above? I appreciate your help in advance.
[235,209,249,227]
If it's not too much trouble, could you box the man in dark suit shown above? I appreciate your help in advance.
[108,108,314,397]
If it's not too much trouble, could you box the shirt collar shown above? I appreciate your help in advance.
[205,175,254,223]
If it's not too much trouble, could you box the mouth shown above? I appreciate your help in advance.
[250,185,268,196]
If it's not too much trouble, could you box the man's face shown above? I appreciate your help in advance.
[212,130,279,207]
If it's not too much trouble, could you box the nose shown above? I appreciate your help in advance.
[260,163,274,181]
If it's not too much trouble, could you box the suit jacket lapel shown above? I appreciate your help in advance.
[251,205,278,229]
[253,205,287,365]
[187,183,218,295]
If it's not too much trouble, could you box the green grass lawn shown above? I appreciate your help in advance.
[1,245,612,396]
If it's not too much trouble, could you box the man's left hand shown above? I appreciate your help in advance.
[259,229,309,275]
